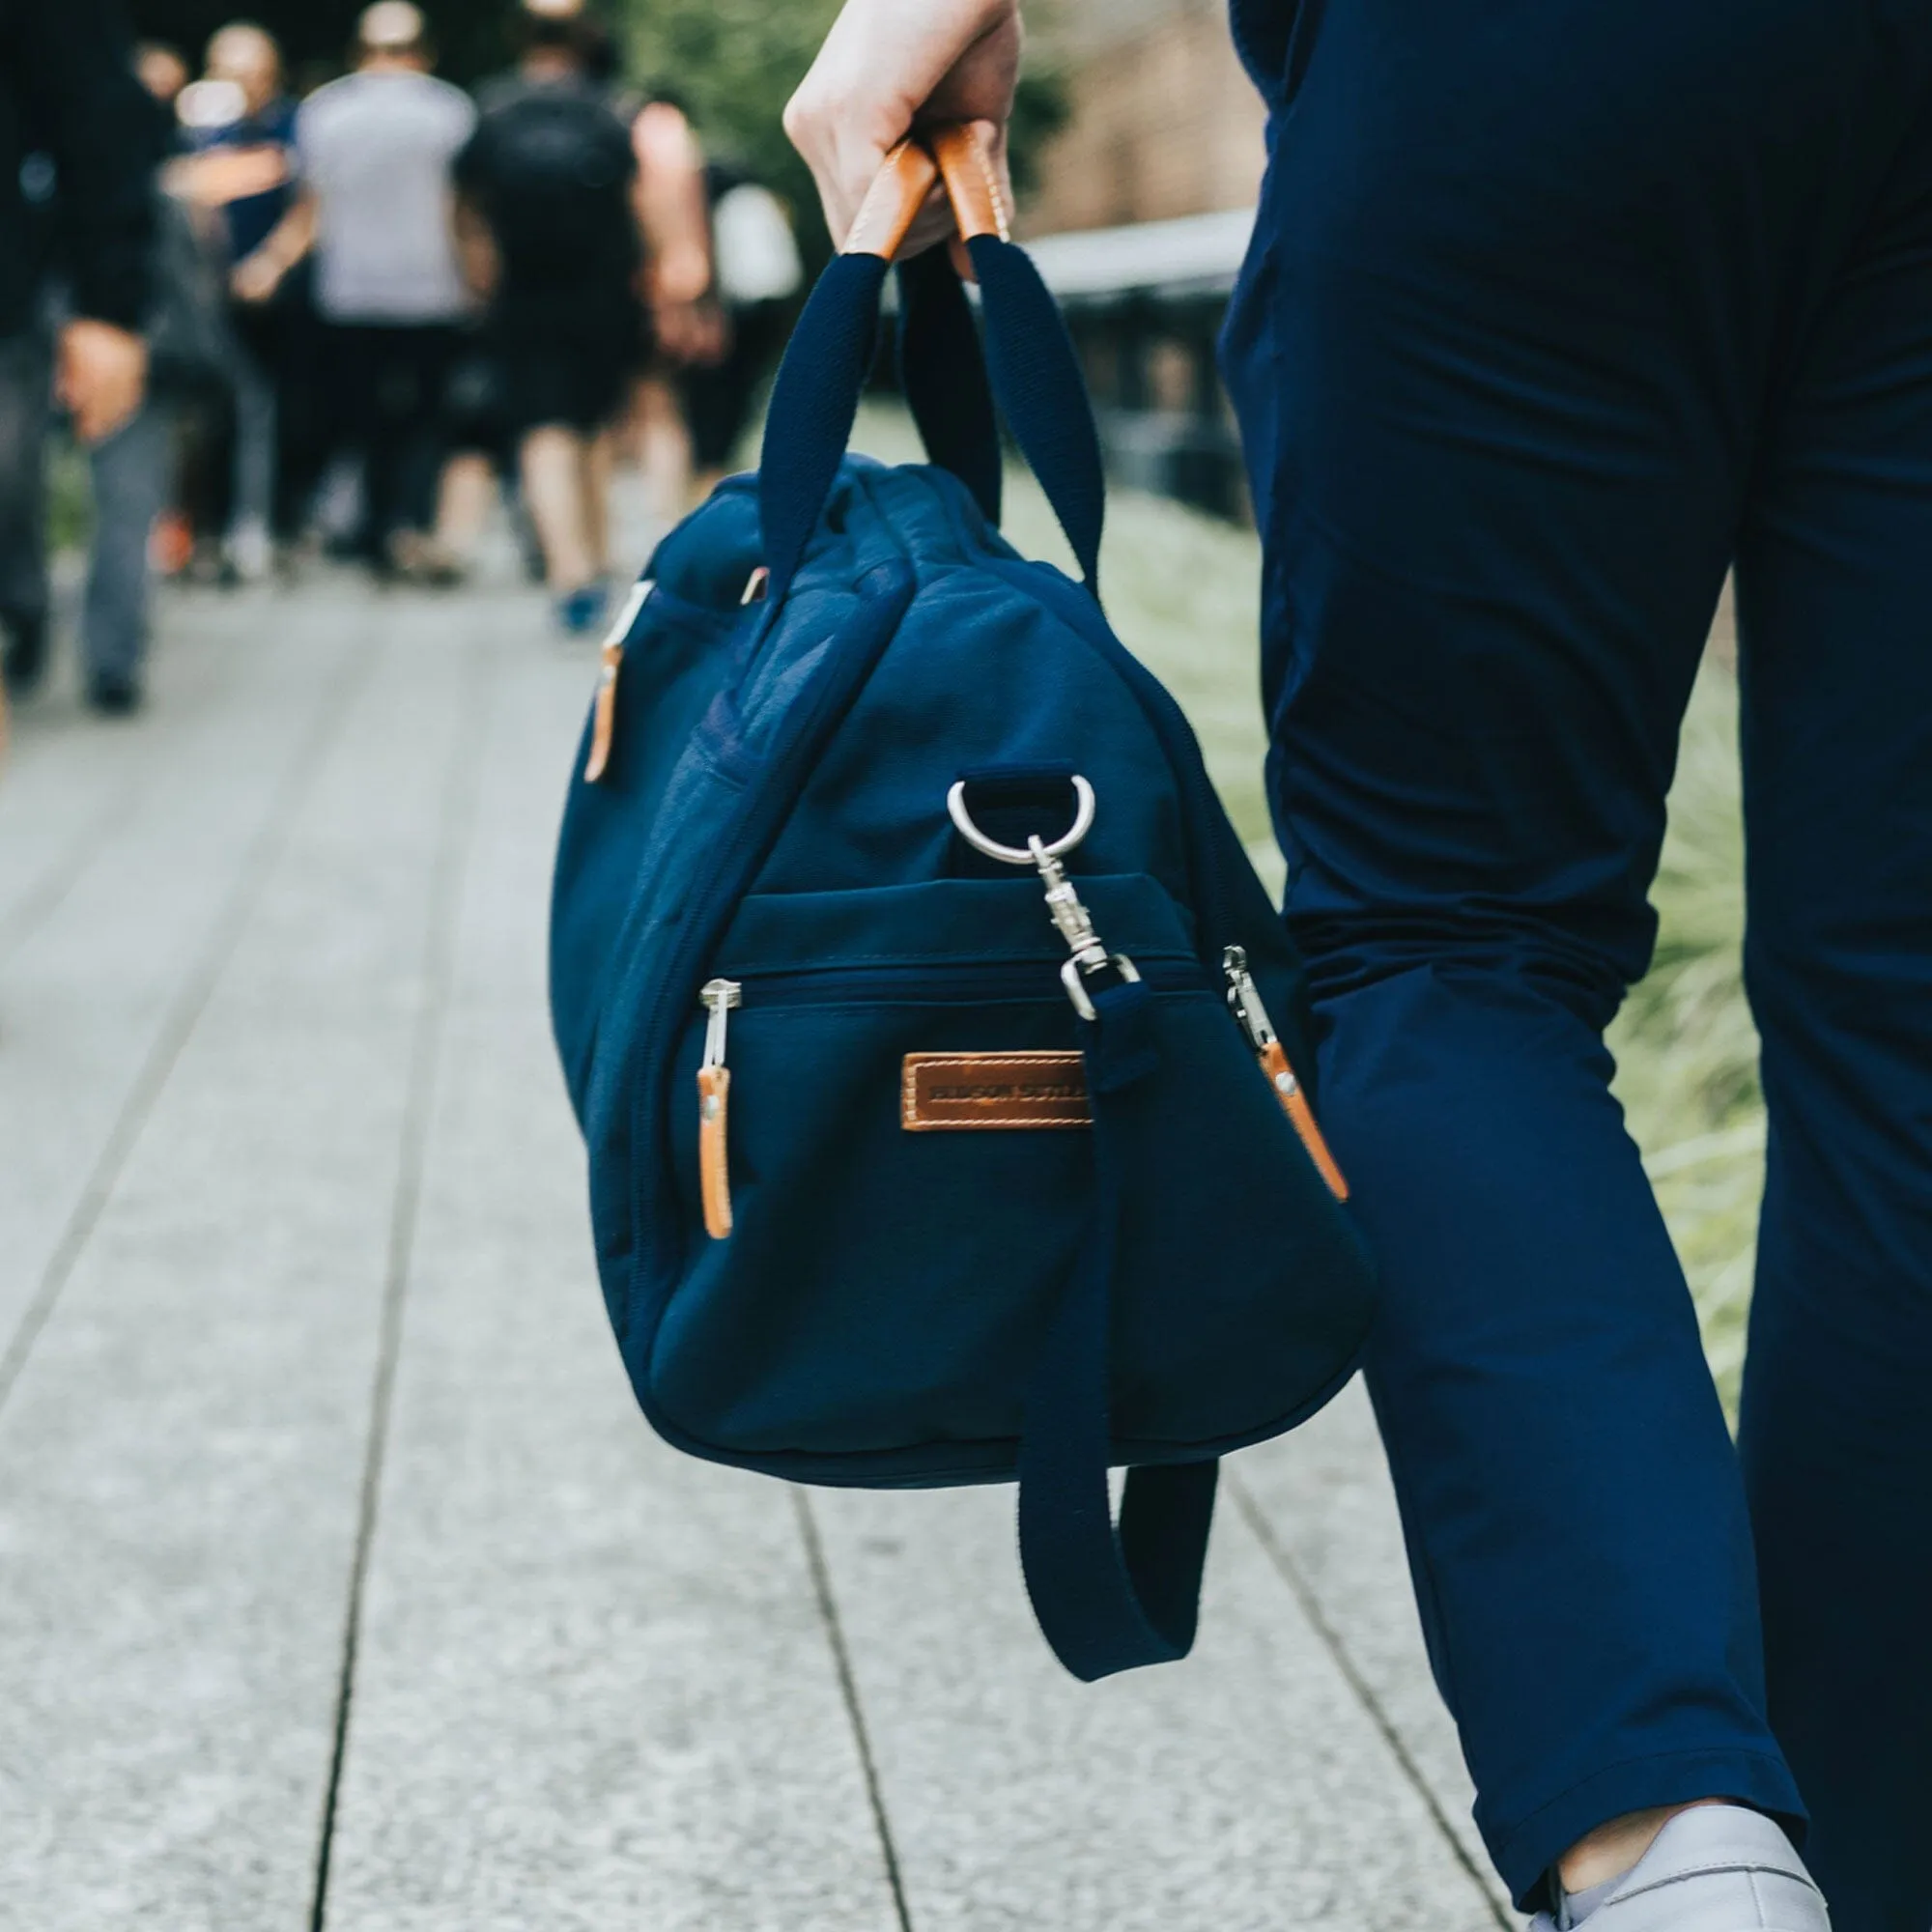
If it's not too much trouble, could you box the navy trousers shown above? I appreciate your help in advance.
[1221,3,1932,1923]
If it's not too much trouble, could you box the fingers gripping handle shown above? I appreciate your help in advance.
[840,122,1009,260]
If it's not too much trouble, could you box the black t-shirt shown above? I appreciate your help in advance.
[0,0,155,335]
[454,77,639,292]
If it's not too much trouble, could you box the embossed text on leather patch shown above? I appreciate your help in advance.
[901,1052,1092,1131]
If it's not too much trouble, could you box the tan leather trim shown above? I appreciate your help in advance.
[583,639,622,783]
[926,122,1010,243]
[1260,1041,1350,1201]
[697,1065,734,1237]
[902,1051,1091,1131]
[841,138,942,259]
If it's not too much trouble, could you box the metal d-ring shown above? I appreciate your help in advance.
[945,774,1095,868]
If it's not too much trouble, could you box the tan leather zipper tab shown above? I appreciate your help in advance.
[1260,1040,1350,1202]
[582,579,653,784]
[697,1065,733,1238]
[697,978,742,1238]
[584,639,622,782]
[1222,945,1350,1201]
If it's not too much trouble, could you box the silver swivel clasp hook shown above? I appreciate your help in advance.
[946,775,1142,1021]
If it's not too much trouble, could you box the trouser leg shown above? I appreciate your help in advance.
[0,327,52,633]
[394,327,453,536]
[358,327,450,554]
[228,342,276,540]
[83,403,171,684]
[1734,102,1932,1932]
[1216,0,1929,1905]
[274,291,328,542]
[359,328,406,557]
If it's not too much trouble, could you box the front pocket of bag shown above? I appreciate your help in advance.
[648,875,1205,1459]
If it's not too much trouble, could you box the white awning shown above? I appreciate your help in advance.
[1018,207,1257,300]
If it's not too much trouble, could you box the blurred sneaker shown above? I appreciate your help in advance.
[390,529,467,588]
[186,539,240,588]
[225,518,273,583]
[414,539,468,588]
[274,532,322,586]
[555,581,611,638]
[3,612,47,696]
[85,668,143,718]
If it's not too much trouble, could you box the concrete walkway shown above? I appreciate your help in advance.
[0,538,1514,1931]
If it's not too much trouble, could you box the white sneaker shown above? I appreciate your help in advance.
[1529,1807,1829,1932]
[225,519,272,583]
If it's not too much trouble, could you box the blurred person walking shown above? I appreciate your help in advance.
[173,21,298,582]
[624,89,724,520]
[787,3,1932,1931]
[677,154,800,498]
[0,0,153,709]
[57,41,237,715]
[134,42,190,119]
[235,2,475,579]
[453,5,645,633]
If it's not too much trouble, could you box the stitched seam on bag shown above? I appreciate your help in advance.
[902,1051,1091,1129]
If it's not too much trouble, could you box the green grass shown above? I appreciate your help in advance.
[850,405,1763,1406]
[1605,661,1760,1410]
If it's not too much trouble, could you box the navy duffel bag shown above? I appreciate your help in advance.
[549,126,1376,1681]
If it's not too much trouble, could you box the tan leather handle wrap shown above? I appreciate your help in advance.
[842,138,942,258]
[925,122,1010,243]
[840,123,1009,260]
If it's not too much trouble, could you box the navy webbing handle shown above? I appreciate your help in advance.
[757,234,1105,600]
[1019,976,1218,1680]
[896,248,1002,527]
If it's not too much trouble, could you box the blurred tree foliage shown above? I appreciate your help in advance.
[618,0,1067,264]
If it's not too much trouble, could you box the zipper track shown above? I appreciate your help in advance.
[722,957,1208,1008]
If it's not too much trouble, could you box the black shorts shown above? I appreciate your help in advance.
[491,281,642,438]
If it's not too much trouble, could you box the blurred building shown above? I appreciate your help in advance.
[1021,0,1263,519]
[1026,0,1264,234]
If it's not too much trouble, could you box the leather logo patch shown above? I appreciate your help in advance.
[901,1052,1092,1131]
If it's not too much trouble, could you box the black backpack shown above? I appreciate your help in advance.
[467,85,637,283]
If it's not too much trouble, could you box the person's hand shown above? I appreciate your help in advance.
[784,0,1021,252]
[231,250,286,305]
[56,320,148,444]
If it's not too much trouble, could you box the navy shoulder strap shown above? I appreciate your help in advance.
[1019,977,1217,1679]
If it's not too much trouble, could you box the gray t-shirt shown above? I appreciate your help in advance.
[297,71,476,324]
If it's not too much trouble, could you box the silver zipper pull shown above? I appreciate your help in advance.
[1031,838,1142,1021]
[1223,945,1279,1053]
[700,978,742,1070]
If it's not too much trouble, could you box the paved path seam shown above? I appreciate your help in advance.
[794,1488,919,1932]
[1227,1471,1513,1930]
[307,635,497,1932]
[0,630,379,1423]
